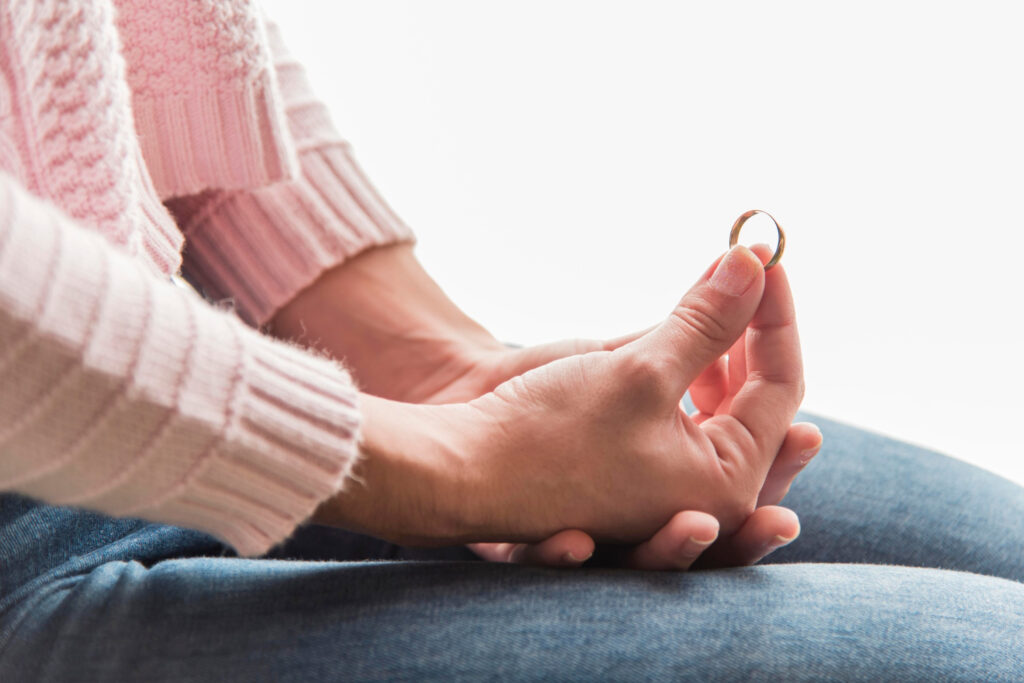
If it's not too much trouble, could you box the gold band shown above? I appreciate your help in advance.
[729,209,785,270]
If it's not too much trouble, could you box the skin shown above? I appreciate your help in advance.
[270,242,819,570]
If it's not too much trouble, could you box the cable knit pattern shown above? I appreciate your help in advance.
[0,1,410,554]
[118,1,264,94]
[114,0,297,197]
[0,0,182,275]
[167,21,415,326]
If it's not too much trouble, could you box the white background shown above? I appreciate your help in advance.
[266,1,1024,485]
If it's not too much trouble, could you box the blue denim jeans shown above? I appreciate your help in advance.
[1,412,1022,681]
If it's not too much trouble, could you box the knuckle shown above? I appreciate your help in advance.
[711,421,764,487]
[713,416,759,463]
[615,351,676,402]
[669,295,732,348]
[747,369,805,400]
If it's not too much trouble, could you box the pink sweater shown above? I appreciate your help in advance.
[0,0,414,555]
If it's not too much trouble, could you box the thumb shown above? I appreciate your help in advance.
[636,245,765,399]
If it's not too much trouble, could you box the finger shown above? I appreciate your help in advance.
[746,243,777,269]
[502,339,606,381]
[506,529,595,567]
[724,245,774,402]
[757,422,823,506]
[703,258,803,468]
[689,356,728,414]
[467,542,517,562]
[697,505,800,568]
[500,326,660,383]
[624,510,720,571]
[602,324,658,351]
[632,245,766,400]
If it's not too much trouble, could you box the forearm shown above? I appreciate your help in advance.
[268,244,504,400]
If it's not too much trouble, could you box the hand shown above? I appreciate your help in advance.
[316,245,807,554]
[473,244,818,570]
[276,243,816,569]
[457,244,805,544]
[470,422,821,570]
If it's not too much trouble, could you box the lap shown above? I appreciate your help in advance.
[2,414,1024,680]
[1,558,1022,681]
[765,412,1024,583]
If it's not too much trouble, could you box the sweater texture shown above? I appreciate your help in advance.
[0,0,414,555]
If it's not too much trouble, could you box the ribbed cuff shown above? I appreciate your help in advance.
[132,71,299,199]
[171,143,416,326]
[1,176,364,557]
[136,322,363,556]
[134,148,185,276]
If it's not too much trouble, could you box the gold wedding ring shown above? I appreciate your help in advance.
[729,209,785,270]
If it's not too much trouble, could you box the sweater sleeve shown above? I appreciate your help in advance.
[0,173,363,556]
[166,19,415,327]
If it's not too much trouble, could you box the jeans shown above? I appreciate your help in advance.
[0,412,1022,682]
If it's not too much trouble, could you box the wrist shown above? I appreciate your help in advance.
[312,393,481,545]
[268,244,505,400]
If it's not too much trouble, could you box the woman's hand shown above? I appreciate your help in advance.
[470,421,821,570]
[460,243,803,541]
[471,244,818,570]
[315,245,809,557]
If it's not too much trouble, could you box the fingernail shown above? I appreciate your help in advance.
[680,535,715,557]
[799,427,824,465]
[771,534,797,548]
[563,551,592,564]
[709,246,759,296]
[798,447,820,466]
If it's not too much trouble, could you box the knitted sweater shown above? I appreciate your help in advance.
[0,0,414,555]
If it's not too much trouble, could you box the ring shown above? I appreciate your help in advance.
[729,209,785,270]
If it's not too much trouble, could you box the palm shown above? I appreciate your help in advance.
[483,345,770,540]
